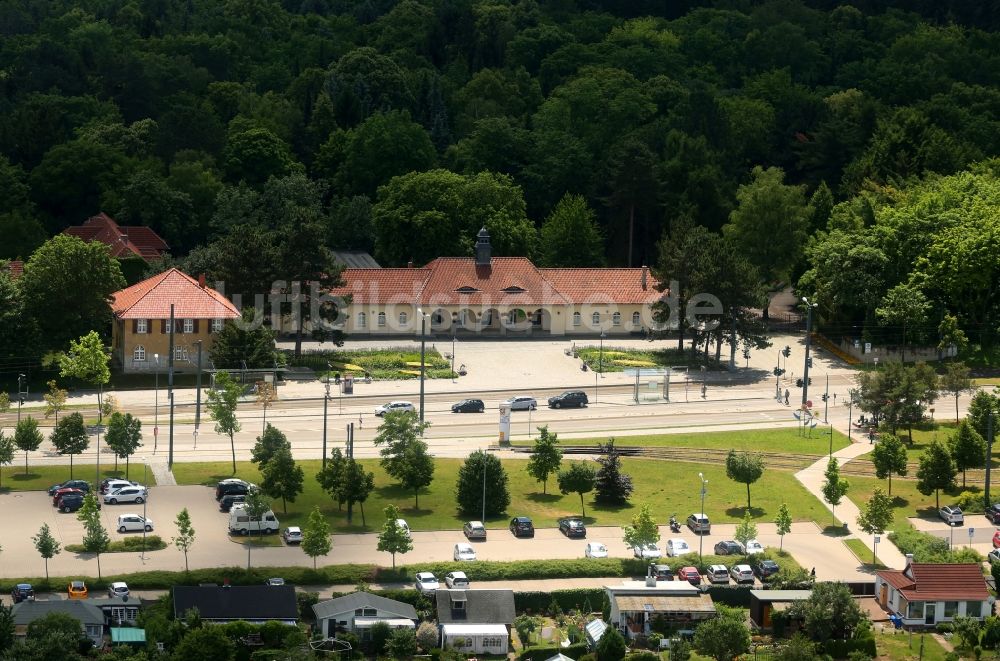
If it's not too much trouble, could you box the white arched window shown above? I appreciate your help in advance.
[592,311,600,326]
[632,311,641,327]
[133,345,146,362]
[357,312,367,328]
[572,312,581,327]
[399,312,408,326]
[377,312,386,327]
[612,312,622,326]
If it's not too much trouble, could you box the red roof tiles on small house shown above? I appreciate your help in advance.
[111,269,241,320]
[328,268,431,305]
[63,212,169,261]
[877,563,989,602]
[540,267,663,304]
[3,260,23,279]
[418,257,569,307]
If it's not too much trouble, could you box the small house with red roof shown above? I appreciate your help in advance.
[63,213,169,261]
[329,228,665,336]
[110,269,241,372]
[875,555,992,626]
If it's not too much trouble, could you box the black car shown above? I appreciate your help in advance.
[10,584,34,603]
[754,559,781,580]
[713,540,744,556]
[47,479,91,496]
[509,516,535,538]
[987,504,1000,524]
[219,494,247,512]
[58,494,100,513]
[559,518,587,538]
[547,390,588,409]
[451,399,485,413]
[216,479,252,501]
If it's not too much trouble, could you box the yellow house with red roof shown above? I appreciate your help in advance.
[109,269,241,372]
[328,229,666,337]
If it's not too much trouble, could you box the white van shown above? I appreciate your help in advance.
[396,519,411,538]
[228,504,279,535]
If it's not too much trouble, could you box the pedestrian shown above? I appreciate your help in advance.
[810,567,816,578]
[784,389,790,406]
[701,384,707,399]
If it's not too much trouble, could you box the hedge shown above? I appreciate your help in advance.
[705,585,753,607]
[514,589,604,614]
[519,643,588,661]
[889,526,983,564]
[821,635,877,658]
[66,536,167,553]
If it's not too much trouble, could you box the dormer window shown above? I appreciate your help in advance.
[502,286,525,293]
[455,286,480,293]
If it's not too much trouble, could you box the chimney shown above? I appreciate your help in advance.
[641,266,648,290]
[474,227,492,268]
[198,273,206,288]
[905,553,913,568]
[223,578,230,588]
[407,260,413,269]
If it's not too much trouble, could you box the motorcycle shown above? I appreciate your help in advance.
[669,515,681,534]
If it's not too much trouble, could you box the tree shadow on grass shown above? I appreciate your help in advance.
[822,525,850,537]
[400,506,434,517]
[725,506,766,518]
[890,496,909,508]
[526,492,562,503]
[11,472,42,482]
[374,484,409,499]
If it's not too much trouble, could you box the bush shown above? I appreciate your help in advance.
[954,491,986,514]
[936,622,955,634]
[625,653,659,661]
[515,589,605,614]
[706,585,753,607]
[65,535,167,553]
[821,636,877,658]
[518,644,588,661]
[888,526,982,563]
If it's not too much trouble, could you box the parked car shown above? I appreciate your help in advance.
[451,399,485,413]
[509,516,535,537]
[117,514,153,533]
[266,578,286,586]
[453,544,477,561]
[652,565,674,581]
[686,513,711,534]
[713,540,744,556]
[48,480,91,496]
[100,479,135,495]
[216,478,254,501]
[374,401,415,416]
[108,582,129,598]
[744,539,765,555]
[989,549,1000,564]
[10,584,34,603]
[559,518,587,538]
[463,521,487,540]
[502,396,536,411]
[282,527,303,544]
[219,494,247,512]
[585,542,608,558]
[940,505,964,525]
[986,503,1000,524]
[754,559,781,580]
[707,565,730,584]
[547,390,588,409]
[52,488,86,506]
[58,493,99,513]
[677,567,701,585]
[445,571,470,588]
[395,519,411,539]
[415,572,440,594]
[665,538,691,557]
[730,564,755,584]
[633,543,661,559]
[104,486,147,504]
[68,580,88,599]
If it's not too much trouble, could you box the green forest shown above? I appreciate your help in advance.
[2,0,1000,361]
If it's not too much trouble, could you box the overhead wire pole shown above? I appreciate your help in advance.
[168,304,175,469]
[986,412,995,510]
[801,297,817,407]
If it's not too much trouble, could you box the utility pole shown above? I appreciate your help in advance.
[194,340,203,450]
[801,298,817,407]
[322,378,330,469]
[986,412,995,510]
[823,374,829,423]
[168,304,175,469]
[418,311,427,427]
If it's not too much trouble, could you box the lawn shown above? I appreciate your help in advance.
[575,346,721,372]
[848,475,970,520]
[512,427,851,456]
[0,463,156,491]
[843,538,886,569]
[285,347,456,380]
[875,630,951,660]
[854,422,969,464]
[172,457,833,533]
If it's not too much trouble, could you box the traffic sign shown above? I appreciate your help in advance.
[969,527,975,537]
[874,535,880,544]
[806,400,813,408]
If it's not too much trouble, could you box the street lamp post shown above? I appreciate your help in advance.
[141,460,148,561]
[698,473,708,562]
[194,341,203,447]
[16,373,25,424]
[481,449,487,524]
[322,376,331,469]
[599,331,606,378]
[417,309,428,427]
[451,328,456,384]
[153,355,160,453]
[801,297,818,407]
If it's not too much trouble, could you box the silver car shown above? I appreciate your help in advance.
[105,486,147,505]
[116,514,153,533]
[503,396,537,411]
[374,401,415,416]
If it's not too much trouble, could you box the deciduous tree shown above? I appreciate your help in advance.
[941,362,973,423]
[301,506,331,569]
[209,308,277,369]
[0,432,13,488]
[172,508,195,573]
[206,371,243,474]
[13,418,42,475]
[916,439,957,509]
[104,412,142,477]
[251,424,290,468]
[622,503,659,551]
[734,511,758,549]
[775,503,792,551]
[377,504,413,568]
[538,194,605,267]
[32,523,60,582]
[557,461,596,517]
[967,390,1000,441]
[726,450,765,512]
[693,605,751,661]
[870,434,908,496]
[42,380,67,424]
[857,488,894,565]
[788,581,863,642]
[949,420,987,488]
[595,625,627,660]
[50,413,89,479]
[526,425,562,494]
[821,458,849,525]
[77,493,109,578]
[260,446,304,513]
[456,450,509,518]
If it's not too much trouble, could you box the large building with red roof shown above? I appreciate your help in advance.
[110,269,241,372]
[329,229,666,336]
[875,555,991,626]
[63,212,169,261]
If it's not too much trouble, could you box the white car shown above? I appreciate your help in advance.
[503,396,537,411]
[632,543,661,559]
[116,514,153,533]
[666,538,691,557]
[585,542,608,558]
[445,571,470,588]
[453,543,477,561]
[744,539,765,555]
[415,572,440,594]
[105,486,147,504]
[396,519,411,539]
[107,582,129,598]
[375,401,415,416]
[282,527,303,544]
[730,564,755,584]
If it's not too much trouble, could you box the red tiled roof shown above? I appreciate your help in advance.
[877,563,989,601]
[111,268,241,320]
[332,259,666,308]
[540,268,664,304]
[3,260,23,279]
[63,212,168,261]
